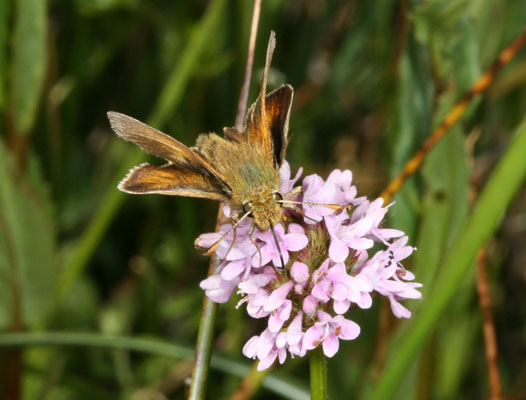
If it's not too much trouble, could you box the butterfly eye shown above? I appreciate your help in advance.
[272,192,283,201]
[243,202,253,215]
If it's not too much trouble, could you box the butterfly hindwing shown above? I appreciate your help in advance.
[119,162,231,200]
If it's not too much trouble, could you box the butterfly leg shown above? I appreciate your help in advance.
[248,222,264,269]
[222,224,238,261]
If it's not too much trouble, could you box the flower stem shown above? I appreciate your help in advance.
[310,346,328,400]
[188,293,218,400]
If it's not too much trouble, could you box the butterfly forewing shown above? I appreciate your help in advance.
[263,85,293,166]
[108,112,230,183]
[243,33,293,167]
[108,111,233,199]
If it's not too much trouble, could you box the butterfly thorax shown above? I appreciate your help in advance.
[195,133,283,231]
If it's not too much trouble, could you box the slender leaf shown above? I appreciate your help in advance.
[11,0,47,135]
[0,143,57,328]
[0,332,310,400]
[0,0,9,111]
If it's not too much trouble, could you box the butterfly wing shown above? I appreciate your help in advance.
[118,163,230,200]
[244,32,294,166]
[263,85,293,166]
[108,112,232,199]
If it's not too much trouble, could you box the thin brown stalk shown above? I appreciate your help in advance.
[235,0,262,132]
[230,363,271,400]
[476,249,502,400]
[381,30,526,203]
[189,1,263,398]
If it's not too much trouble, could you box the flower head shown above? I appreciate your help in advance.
[196,161,422,369]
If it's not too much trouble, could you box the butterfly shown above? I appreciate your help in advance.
[108,33,303,250]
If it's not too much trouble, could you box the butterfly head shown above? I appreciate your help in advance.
[242,191,284,232]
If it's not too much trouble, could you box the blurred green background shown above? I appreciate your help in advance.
[0,0,525,399]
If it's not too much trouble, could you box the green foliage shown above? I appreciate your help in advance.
[0,0,525,399]
[0,143,57,328]
[11,0,48,135]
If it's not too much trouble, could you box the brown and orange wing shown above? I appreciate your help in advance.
[263,85,293,165]
[108,111,232,199]
[118,163,230,200]
[244,32,294,166]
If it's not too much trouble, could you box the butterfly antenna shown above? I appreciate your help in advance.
[281,203,318,224]
[201,210,252,256]
[269,223,285,272]
[279,199,353,212]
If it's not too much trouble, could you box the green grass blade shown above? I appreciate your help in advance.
[0,332,309,400]
[370,117,526,399]
[0,143,57,328]
[11,0,47,135]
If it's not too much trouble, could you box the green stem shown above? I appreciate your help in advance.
[189,0,263,397]
[188,291,218,400]
[310,346,328,400]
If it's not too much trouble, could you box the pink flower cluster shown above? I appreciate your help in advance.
[196,162,422,371]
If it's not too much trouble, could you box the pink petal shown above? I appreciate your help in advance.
[333,299,350,314]
[287,312,304,345]
[256,329,275,360]
[284,234,308,251]
[352,275,373,292]
[257,352,278,371]
[379,228,404,239]
[251,290,270,307]
[303,326,324,350]
[221,260,245,280]
[195,232,222,248]
[322,333,339,357]
[329,239,349,263]
[238,272,275,294]
[327,263,347,281]
[279,161,291,187]
[397,286,423,299]
[389,297,411,318]
[334,316,360,340]
[344,186,357,202]
[264,281,294,312]
[276,332,287,348]
[303,295,318,316]
[350,217,374,236]
[291,262,309,284]
[357,293,373,309]
[316,310,332,324]
[199,275,236,303]
[347,237,374,250]
[268,312,286,332]
[242,336,259,358]
[312,280,331,302]
[287,223,305,235]
[331,282,348,301]
[278,300,292,321]
[278,348,287,364]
